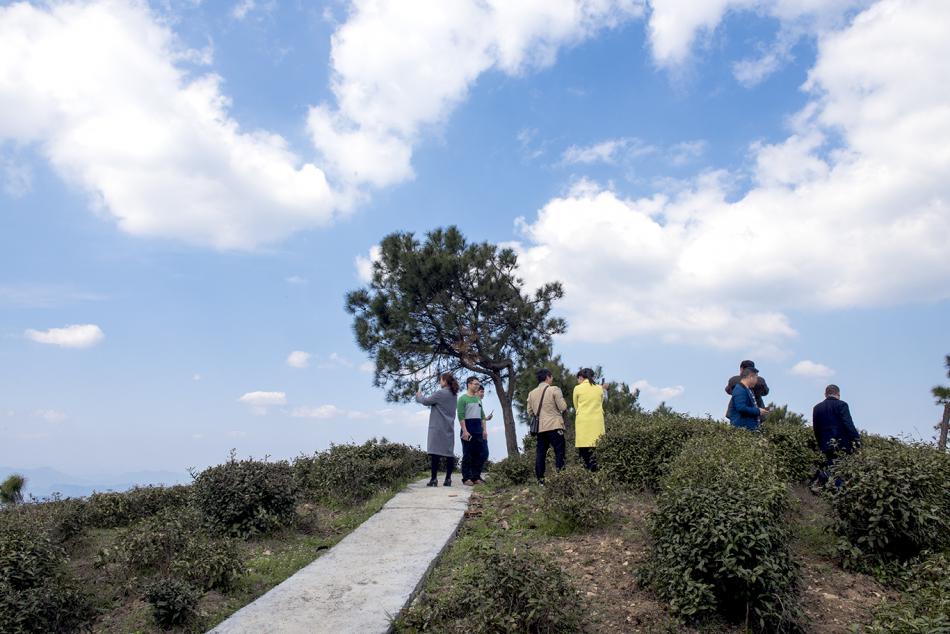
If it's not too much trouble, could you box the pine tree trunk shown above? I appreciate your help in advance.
[938,403,950,452]
[491,374,520,456]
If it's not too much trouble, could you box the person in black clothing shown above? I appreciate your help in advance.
[812,384,861,488]
[726,360,770,409]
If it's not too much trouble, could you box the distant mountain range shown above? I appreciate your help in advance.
[0,465,192,500]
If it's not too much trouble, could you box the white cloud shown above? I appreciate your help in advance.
[645,0,867,68]
[25,324,104,348]
[667,140,706,166]
[285,275,308,285]
[562,138,635,165]
[355,244,382,283]
[0,0,339,249]
[513,0,950,350]
[192,373,202,381]
[231,0,255,20]
[630,379,684,402]
[33,409,67,423]
[359,360,375,373]
[238,390,286,415]
[309,0,645,189]
[790,360,835,379]
[286,350,311,369]
[291,404,369,420]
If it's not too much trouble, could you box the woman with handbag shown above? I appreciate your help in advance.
[573,368,605,471]
[526,368,568,483]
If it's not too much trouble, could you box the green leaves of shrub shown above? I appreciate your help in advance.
[596,414,711,491]
[760,419,823,483]
[396,542,585,633]
[294,439,427,504]
[865,553,950,633]
[85,485,191,529]
[0,518,94,634]
[193,455,297,537]
[104,507,243,592]
[641,432,803,632]
[488,452,533,485]
[143,577,200,630]
[826,438,950,569]
[542,465,611,531]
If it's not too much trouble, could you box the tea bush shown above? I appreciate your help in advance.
[826,439,950,568]
[596,414,715,491]
[488,452,533,485]
[760,418,823,482]
[85,484,191,528]
[542,465,611,531]
[866,553,950,633]
[395,542,585,633]
[107,507,243,591]
[1,496,87,544]
[143,577,200,629]
[641,432,803,632]
[193,455,297,536]
[294,439,428,504]
[0,517,95,633]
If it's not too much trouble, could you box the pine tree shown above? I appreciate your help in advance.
[933,354,950,452]
[346,227,565,456]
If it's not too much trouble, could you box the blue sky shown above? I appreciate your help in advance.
[1,0,948,484]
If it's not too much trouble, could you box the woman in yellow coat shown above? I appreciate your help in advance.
[573,368,605,471]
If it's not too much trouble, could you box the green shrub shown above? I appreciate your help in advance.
[866,553,950,633]
[193,454,297,536]
[641,432,802,632]
[294,439,427,504]
[396,543,585,633]
[85,484,191,528]
[0,518,95,634]
[826,439,950,569]
[488,452,533,485]
[596,414,716,491]
[760,418,823,482]
[542,465,611,531]
[1,496,87,544]
[143,577,200,629]
[107,507,243,591]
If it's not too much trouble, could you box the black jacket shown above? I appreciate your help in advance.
[725,375,769,409]
[812,397,860,453]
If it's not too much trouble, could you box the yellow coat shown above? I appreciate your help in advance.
[573,380,605,448]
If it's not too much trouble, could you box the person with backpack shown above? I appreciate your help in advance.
[527,368,568,483]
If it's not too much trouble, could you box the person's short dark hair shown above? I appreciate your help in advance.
[476,386,485,394]
[740,367,759,380]
[466,376,480,387]
[825,384,840,397]
[740,359,756,370]
[536,368,552,383]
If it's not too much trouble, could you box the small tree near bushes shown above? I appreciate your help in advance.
[192,453,297,537]
[488,452,534,485]
[143,577,200,630]
[346,227,565,456]
[933,354,950,451]
[0,474,26,507]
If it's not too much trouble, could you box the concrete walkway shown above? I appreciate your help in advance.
[208,479,471,634]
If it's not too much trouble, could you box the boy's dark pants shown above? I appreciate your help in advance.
[461,419,487,481]
[535,429,566,481]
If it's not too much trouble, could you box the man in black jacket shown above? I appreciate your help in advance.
[812,384,861,487]
[726,360,770,409]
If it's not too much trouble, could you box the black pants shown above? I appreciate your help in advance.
[815,448,851,487]
[429,454,456,481]
[461,436,488,481]
[578,447,598,472]
[535,429,566,481]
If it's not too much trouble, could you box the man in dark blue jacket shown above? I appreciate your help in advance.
[727,367,767,430]
[812,384,861,486]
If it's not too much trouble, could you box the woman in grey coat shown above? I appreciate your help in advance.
[416,372,459,487]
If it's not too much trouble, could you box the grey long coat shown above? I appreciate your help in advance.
[416,388,457,457]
